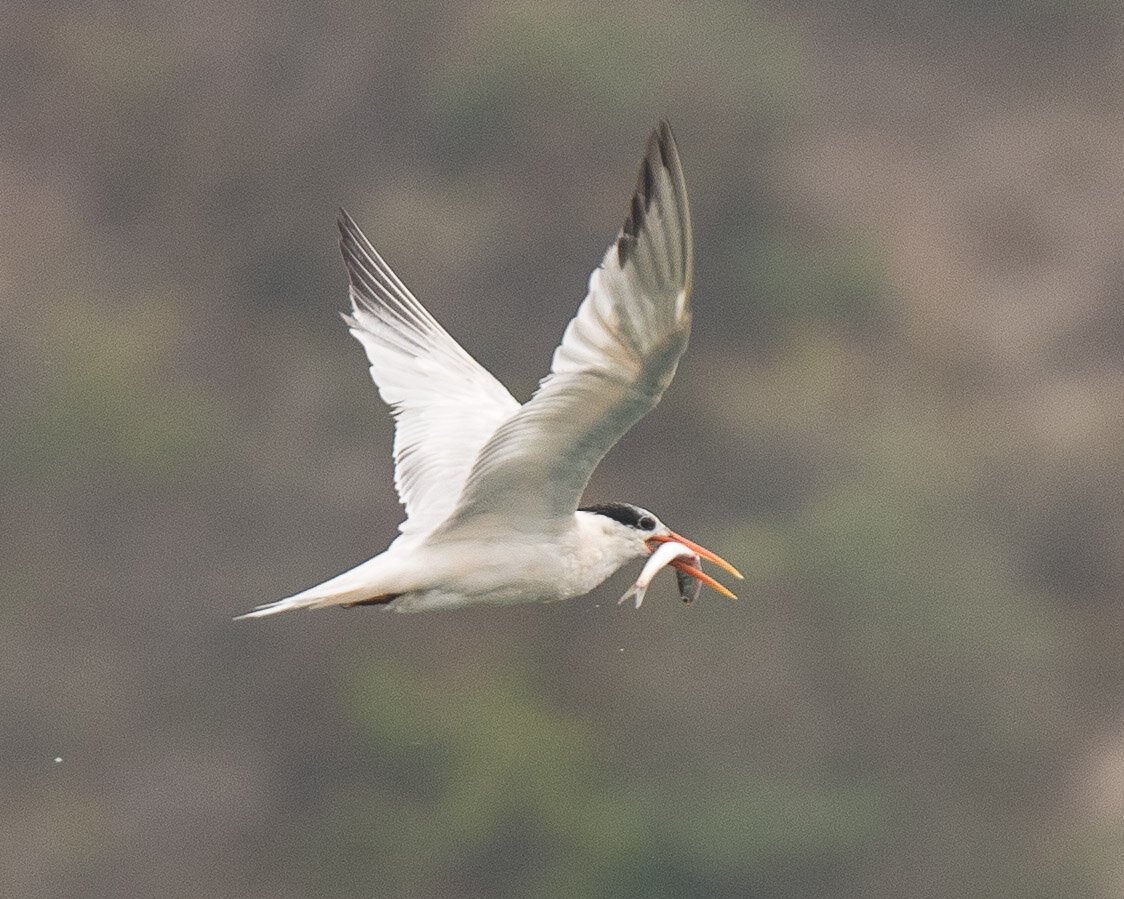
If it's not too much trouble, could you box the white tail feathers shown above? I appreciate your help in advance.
[234,588,368,619]
[235,554,402,619]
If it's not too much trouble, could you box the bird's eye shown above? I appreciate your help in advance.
[638,516,656,530]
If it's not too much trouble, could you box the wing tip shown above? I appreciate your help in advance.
[654,120,674,168]
[615,121,689,270]
[334,209,409,319]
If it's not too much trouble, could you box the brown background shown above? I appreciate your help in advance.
[4,2,1124,896]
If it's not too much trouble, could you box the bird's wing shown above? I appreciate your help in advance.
[338,210,521,539]
[439,121,693,535]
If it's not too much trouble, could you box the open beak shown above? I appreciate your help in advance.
[646,532,743,600]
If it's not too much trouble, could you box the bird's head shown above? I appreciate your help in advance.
[578,502,742,599]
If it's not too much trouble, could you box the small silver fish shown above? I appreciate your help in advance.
[618,540,700,609]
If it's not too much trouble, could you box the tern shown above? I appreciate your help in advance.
[239,122,741,618]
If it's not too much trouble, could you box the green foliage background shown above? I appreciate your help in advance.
[4,1,1123,896]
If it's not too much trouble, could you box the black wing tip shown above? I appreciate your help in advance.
[652,119,674,165]
[616,121,680,267]
[335,208,374,302]
[336,209,372,267]
[337,207,363,244]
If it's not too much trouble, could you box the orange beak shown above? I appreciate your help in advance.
[646,532,743,600]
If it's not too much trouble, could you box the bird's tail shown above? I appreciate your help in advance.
[235,554,403,619]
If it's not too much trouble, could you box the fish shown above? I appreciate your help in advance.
[676,565,702,604]
[617,540,701,609]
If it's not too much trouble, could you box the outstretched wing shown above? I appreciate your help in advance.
[439,121,693,535]
[338,210,521,540]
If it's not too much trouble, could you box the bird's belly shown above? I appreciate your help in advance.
[387,540,607,613]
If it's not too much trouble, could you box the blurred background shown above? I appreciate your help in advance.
[4,1,1124,896]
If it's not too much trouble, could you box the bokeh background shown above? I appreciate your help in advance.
[5,2,1124,896]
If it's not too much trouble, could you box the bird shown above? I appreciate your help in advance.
[237,121,741,618]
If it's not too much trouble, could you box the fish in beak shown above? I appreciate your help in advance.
[619,532,743,609]
[647,532,743,600]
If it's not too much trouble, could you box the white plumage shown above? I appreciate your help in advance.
[238,122,740,618]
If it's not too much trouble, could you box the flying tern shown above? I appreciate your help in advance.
[238,122,741,617]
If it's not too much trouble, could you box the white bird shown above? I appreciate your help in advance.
[238,122,741,618]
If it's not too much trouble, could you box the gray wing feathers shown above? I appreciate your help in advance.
[442,122,694,530]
